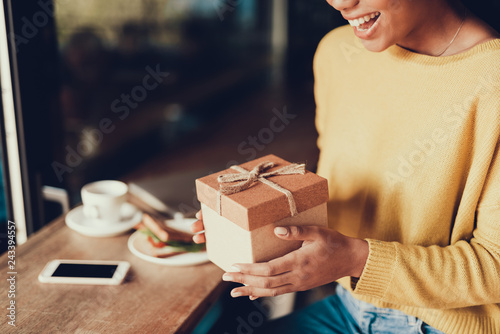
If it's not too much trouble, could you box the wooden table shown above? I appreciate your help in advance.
[0,215,228,333]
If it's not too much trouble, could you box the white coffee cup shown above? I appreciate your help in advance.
[81,180,128,225]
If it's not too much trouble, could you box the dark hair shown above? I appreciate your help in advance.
[462,0,500,32]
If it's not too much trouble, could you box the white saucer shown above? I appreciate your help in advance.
[65,203,143,237]
[127,218,209,266]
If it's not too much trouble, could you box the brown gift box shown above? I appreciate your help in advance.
[195,154,329,272]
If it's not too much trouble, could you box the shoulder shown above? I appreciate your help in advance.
[466,39,500,84]
[316,25,356,55]
[314,25,365,68]
[320,25,355,44]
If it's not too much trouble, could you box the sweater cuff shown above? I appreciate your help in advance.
[352,239,398,299]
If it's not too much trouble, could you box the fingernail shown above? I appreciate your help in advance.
[195,211,201,219]
[249,296,258,301]
[229,265,241,272]
[222,273,233,281]
[275,227,288,236]
[231,290,242,297]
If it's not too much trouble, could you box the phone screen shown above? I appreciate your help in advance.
[52,263,118,278]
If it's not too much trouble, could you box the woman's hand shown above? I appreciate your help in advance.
[190,211,206,244]
[222,226,369,299]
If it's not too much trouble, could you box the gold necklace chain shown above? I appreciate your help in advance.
[435,8,467,57]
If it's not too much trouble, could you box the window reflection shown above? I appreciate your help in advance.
[54,0,265,200]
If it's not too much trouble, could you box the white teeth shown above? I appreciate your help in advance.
[348,12,380,29]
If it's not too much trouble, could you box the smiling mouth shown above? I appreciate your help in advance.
[348,12,381,32]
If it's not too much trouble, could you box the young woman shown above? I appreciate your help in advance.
[192,0,500,332]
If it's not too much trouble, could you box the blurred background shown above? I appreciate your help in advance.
[52,0,340,197]
[1,0,499,258]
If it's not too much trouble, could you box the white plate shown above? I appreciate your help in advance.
[65,203,143,237]
[127,218,209,266]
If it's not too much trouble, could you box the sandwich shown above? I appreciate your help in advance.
[135,214,205,258]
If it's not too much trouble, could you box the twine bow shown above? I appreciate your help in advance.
[216,161,306,217]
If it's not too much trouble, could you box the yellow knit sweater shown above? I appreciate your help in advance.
[315,25,500,334]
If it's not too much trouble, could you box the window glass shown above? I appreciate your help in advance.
[53,0,264,201]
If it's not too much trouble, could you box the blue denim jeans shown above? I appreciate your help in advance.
[257,284,445,334]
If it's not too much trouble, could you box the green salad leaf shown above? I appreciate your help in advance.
[140,229,205,252]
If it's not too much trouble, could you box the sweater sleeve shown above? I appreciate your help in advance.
[353,116,500,309]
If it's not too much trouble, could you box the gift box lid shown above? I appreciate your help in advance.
[195,155,329,231]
